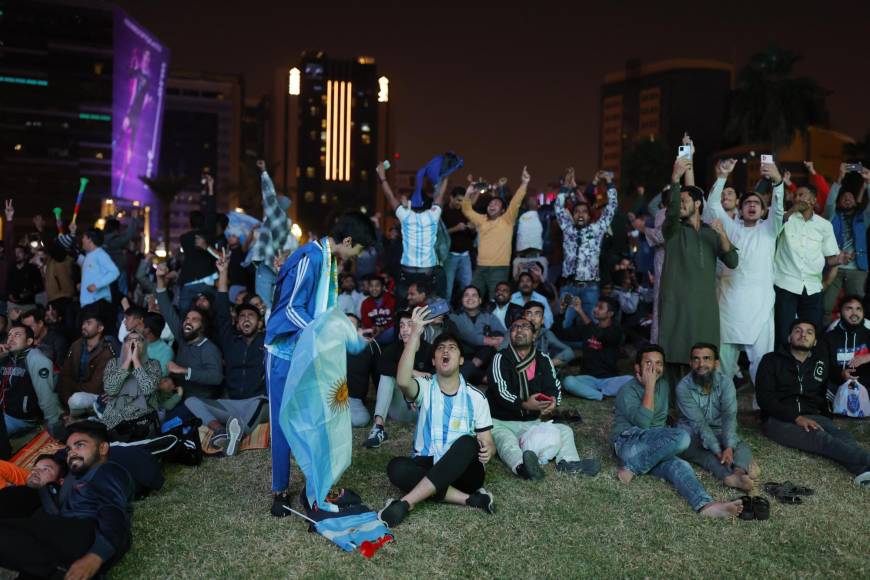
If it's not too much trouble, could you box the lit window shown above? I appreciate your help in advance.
[306,167,316,178]
[361,134,371,145]
[361,123,371,133]
[304,191,315,202]
[320,194,328,204]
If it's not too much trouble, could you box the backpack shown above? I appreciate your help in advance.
[833,381,870,418]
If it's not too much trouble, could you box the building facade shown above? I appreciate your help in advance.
[599,59,733,186]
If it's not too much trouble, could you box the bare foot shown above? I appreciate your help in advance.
[724,473,754,492]
[617,467,635,484]
[699,500,743,518]
[747,462,761,480]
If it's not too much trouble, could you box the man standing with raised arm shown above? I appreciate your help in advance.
[704,158,784,383]
[462,167,530,302]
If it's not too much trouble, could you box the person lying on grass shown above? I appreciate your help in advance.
[612,344,743,518]
[379,306,495,527]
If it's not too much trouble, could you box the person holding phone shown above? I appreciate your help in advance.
[486,317,599,480]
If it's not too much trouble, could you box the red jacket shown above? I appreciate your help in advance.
[360,293,397,330]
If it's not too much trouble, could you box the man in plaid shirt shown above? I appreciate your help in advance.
[246,160,297,309]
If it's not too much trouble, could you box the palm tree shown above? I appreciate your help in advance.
[139,173,191,252]
[725,47,830,151]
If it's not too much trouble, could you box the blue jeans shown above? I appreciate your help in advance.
[444,253,472,304]
[614,426,712,511]
[4,414,37,436]
[266,350,294,492]
[256,263,278,310]
[563,375,632,401]
[561,283,599,328]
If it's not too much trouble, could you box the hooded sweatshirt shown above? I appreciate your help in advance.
[755,345,832,423]
[823,318,870,387]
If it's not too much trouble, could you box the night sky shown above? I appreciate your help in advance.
[115,0,870,185]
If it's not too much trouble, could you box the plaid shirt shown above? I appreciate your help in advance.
[246,170,289,272]
[555,186,617,281]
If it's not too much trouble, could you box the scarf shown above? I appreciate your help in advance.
[509,344,537,402]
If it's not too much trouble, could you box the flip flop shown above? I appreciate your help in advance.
[763,482,803,505]
[752,496,770,520]
[738,495,755,520]
[780,481,814,496]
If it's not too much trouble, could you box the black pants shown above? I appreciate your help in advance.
[774,286,823,347]
[763,415,870,475]
[0,513,97,578]
[387,435,484,500]
[0,486,42,518]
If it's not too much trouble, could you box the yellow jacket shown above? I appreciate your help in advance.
[461,184,527,267]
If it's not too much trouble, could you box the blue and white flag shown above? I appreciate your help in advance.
[278,307,367,512]
[314,512,393,556]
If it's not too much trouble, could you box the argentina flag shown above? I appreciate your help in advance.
[278,307,367,512]
[314,512,393,556]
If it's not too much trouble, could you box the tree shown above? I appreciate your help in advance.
[725,47,829,150]
[844,132,870,165]
[139,174,191,252]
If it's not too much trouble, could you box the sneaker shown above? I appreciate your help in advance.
[466,488,495,514]
[854,471,870,487]
[378,499,409,527]
[557,458,601,476]
[516,450,545,481]
[271,492,293,517]
[209,432,229,451]
[225,417,243,456]
[363,424,388,448]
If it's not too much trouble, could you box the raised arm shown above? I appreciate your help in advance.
[460,178,486,227]
[214,250,234,350]
[377,162,400,212]
[663,157,690,240]
[154,263,182,339]
[396,306,434,400]
[591,173,618,234]
[502,166,530,224]
[682,133,696,187]
[432,175,449,208]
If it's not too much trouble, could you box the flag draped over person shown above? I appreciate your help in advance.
[278,307,367,512]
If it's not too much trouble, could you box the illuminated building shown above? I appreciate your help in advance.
[599,59,733,185]
[271,52,393,232]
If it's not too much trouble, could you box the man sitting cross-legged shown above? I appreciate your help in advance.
[676,343,758,492]
[756,319,870,486]
[487,316,600,480]
[379,306,496,527]
[612,345,743,517]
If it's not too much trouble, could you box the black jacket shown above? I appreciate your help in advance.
[823,320,870,387]
[487,348,561,422]
[755,346,832,423]
[215,291,265,399]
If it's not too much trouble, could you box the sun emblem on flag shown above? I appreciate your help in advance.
[328,377,350,413]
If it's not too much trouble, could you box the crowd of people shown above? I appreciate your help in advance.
[1,135,870,574]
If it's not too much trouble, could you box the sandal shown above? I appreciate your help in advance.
[763,482,803,504]
[552,409,583,424]
[780,481,814,496]
[752,496,770,520]
[738,495,754,520]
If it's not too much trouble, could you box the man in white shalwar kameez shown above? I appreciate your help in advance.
[703,158,784,383]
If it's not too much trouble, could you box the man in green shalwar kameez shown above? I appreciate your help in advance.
[659,156,738,366]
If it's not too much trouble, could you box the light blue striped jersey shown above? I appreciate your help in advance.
[396,205,441,268]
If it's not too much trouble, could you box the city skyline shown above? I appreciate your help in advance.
[116,0,870,185]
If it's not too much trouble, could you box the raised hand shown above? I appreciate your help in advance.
[497,176,508,188]
[376,162,387,181]
[4,200,13,222]
[672,157,692,182]
[215,248,229,276]
[716,158,737,178]
[861,167,870,183]
[760,161,782,183]
[803,160,816,175]
[521,165,530,185]
[409,305,434,336]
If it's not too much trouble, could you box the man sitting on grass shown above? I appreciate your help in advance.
[756,319,870,486]
[0,421,134,579]
[487,316,600,480]
[379,306,495,527]
[612,345,743,518]
[676,343,758,492]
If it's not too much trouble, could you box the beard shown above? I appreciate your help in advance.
[182,328,199,342]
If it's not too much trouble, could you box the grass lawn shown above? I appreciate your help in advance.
[110,388,870,579]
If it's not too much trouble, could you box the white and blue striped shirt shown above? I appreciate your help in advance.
[411,374,492,462]
[396,205,442,268]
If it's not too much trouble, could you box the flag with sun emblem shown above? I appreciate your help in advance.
[279,307,368,513]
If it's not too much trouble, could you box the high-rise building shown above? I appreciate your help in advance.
[599,59,733,185]
[159,70,243,245]
[0,0,169,245]
[270,52,393,232]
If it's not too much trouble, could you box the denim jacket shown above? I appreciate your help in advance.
[675,370,740,455]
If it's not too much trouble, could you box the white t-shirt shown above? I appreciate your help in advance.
[411,374,492,462]
[516,210,543,252]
